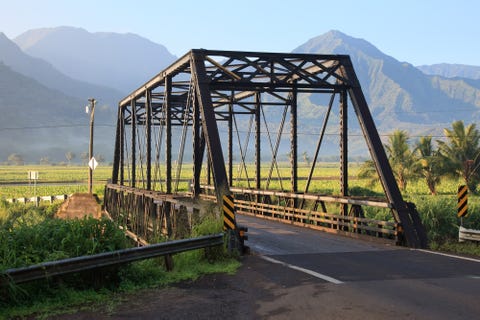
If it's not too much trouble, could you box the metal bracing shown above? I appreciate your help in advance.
[340,89,348,216]
[110,49,427,248]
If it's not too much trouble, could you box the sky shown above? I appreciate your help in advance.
[1,0,479,66]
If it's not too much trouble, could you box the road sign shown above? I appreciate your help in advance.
[28,171,39,180]
[88,157,98,171]
[457,185,468,218]
[223,195,236,230]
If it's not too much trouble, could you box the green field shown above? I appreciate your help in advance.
[1,162,478,239]
[0,165,112,199]
[0,162,468,199]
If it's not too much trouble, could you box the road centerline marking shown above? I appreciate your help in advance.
[260,255,344,284]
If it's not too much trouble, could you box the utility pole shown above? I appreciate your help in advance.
[86,98,96,194]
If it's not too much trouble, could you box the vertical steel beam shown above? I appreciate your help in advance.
[131,100,136,188]
[255,92,261,191]
[290,87,298,193]
[228,102,233,187]
[145,90,152,190]
[165,76,172,194]
[207,154,211,185]
[119,106,125,185]
[340,89,348,216]
[111,105,122,185]
[340,56,423,248]
[164,76,173,238]
[192,95,205,196]
[191,50,230,201]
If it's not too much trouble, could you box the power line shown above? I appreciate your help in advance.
[0,124,116,131]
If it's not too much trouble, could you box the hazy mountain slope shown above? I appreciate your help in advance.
[14,26,177,93]
[0,62,98,161]
[417,63,480,80]
[293,30,480,130]
[0,32,122,104]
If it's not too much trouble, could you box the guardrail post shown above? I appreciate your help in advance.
[223,195,249,255]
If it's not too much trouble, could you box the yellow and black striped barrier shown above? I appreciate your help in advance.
[223,194,236,231]
[222,194,249,254]
[457,185,468,218]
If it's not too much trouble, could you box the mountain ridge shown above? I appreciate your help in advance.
[1,27,480,162]
[417,63,480,80]
[293,30,480,131]
[14,26,177,93]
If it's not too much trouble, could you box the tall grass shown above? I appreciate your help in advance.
[0,201,239,318]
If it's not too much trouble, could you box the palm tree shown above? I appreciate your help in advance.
[358,130,418,192]
[65,151,75,166]
[384,130,419,191]
[302,151,311,166]
[414,136,443,195]
[358,159,377,187]
[437,120,480,192]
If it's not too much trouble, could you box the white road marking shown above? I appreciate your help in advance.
[414,249,480,263]
[259,255,344,284]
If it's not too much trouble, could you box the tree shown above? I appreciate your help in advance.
[437,120,480,192]
[65,151,75,166]
[358,130,418,191]
[358,159,377,187]
[39,156,51,165]
[7,153,24,165]
[384,130,419,191]
[302,151,311,166]
[80,152,89,166]
[414,136,444,195]
[95,154,105,163]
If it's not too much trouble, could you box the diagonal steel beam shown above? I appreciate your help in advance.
[190,50,230,201]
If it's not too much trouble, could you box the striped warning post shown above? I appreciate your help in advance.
[223,195,236,230]
[457,185,468,218]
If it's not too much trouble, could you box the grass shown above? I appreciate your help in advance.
[2,163,480,317]
[1,254,241,319]
[0,201,240,319]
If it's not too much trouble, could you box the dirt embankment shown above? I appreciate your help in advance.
[55,193,102,219]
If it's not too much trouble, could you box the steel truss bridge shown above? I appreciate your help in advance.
[104,49,427,248]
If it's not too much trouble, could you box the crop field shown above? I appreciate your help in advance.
[1,162,479,237]
[0,165,112,199]
[0,162,469,198]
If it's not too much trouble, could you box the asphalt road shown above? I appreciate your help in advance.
[237,214,480,319]
[56,214,480,319]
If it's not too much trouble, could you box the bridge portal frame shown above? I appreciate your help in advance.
[110,49,426,248]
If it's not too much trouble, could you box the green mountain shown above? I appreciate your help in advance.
[0,32,122,104]
[2,28,480,162]
[293,30,480,134]
[417,63,480,80]
[0,33,118,162]
[14,27,177,93]
[0,62,92,161]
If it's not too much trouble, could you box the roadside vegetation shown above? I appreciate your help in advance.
[1,119,480,317]
[358,120,480,254]
[0,201,239,318]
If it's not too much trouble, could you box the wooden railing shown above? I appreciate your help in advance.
[235,198,398,240]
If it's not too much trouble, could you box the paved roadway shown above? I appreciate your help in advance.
[236,214,480,319]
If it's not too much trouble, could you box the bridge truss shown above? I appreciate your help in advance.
[106,49,427,248]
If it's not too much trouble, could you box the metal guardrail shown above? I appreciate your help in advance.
[1,233,224,286]
[459,226,480,242]
[5,194,68,204]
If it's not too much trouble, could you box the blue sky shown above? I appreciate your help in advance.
[1,0,478,66]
